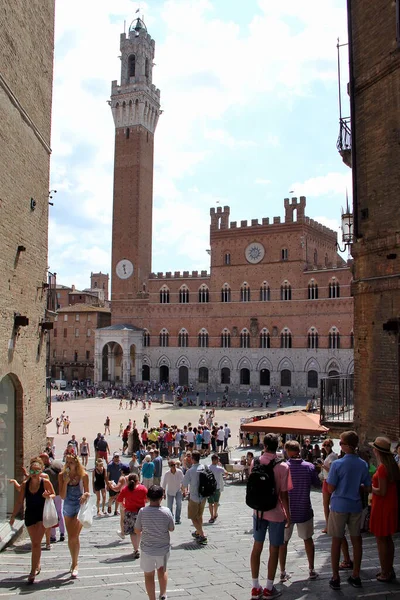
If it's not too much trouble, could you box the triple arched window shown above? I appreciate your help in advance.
[329,280,340,298]
[240,283,250,302]
[281,328,292,349]
[329,327,340,349]
[159,286,170,304]
[179,286,189,304]
[259,328,271,349]
[281,281,292,301]
[308,280,318,300]
[198,329,209,348]
[308,328,319,349]
[221,284,231,303]
[143,329,150,347]
[198,285,209,303]
[159,329,169,347]
[178,329,189,347]
[240,329,250,348]
[221,329,231,348]
[260,282,270,301]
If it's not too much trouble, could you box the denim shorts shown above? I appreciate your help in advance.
[252,515,285,546]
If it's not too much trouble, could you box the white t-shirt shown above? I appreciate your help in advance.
[185,431,195,443]
[217,429,225,442]
[209,464,225,491]
[323,451,338,480]
[161,468,184,496]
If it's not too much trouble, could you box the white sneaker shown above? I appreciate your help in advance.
[116,530,125,540]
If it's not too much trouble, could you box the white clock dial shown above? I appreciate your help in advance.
[116,259,134,279]
[245,242,265,264]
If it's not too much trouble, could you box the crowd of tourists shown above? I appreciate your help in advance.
[8,413,400,600]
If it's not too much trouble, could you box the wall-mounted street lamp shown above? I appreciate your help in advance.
[336,193,354,252]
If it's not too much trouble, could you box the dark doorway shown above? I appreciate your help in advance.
[221,367,230,384]
[142,364,150,381]
[308,370,318,388]
[198,367,208,384]
[179,366,189,386]
[281,369,291,387]
[260,369,270,386]
[240,368,250,385]
[160,365,169,383]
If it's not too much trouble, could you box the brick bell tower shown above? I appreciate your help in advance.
[110,17,161,306]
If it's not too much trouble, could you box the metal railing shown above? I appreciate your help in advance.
[320,374,354,424]
[337,117,351,153]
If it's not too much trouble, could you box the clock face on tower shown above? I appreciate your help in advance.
[245,242,265,264]
[116,259,134,279]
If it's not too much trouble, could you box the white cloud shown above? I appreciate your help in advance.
[255,178,271,185]
[204,129,256,148]
[290,171,352,197]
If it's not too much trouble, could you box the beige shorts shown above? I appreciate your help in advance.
[187,499,206,521]
[284,518,314,542]
[140,550,169,573]
[328,511,362,538]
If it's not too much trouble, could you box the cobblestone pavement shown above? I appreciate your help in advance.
[1,475,400,599]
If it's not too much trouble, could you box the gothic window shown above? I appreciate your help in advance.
[224,252,231,265]
[145,57,149,79]
[240,368,250,385]
[308,281,318,300]
[178,329,189,348]
[280,329,292,349]
[143,330,150,347]
[281,369,291,386]
[221,329,231,348]
[221,284,231,302]
[128,54,136,78]
[308,370,318,388]
[198,367,209,383]
[259,328,270,349]
[260,369,270,386]
[221,367,230,384]
[240,329,250,348]
[198,329,209,348]
[179,286,189,304]
[240,282,251,302]
[281,248,288,261]
[159,286,170,304]
[329,281,340,298]
[281,281,292,301]
[159,329,169,347]
[198,285,209,303]
[308,328,319,349]
[260,282,270,301]
[329,327,340,349]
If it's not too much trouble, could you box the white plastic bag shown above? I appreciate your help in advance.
[43,498,58,528]
[77,495,96,528]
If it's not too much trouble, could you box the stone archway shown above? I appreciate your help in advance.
[160,365,169,383]
[179,366,189,386]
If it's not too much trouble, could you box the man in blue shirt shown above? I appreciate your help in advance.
[327,431,371,590]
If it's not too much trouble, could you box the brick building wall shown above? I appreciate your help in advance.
[349,0,400,442]
[0,0,55,508]
[51,305,111,382]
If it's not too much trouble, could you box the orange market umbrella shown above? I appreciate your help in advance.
[240,411,328,435]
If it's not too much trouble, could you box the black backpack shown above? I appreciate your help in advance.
[246,458,282,524]
[198,466,217,498]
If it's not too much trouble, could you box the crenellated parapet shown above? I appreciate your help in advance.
[149,271,210,279]
[210,206,230,231]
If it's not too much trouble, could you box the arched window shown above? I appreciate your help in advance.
[198,329,209,348]
[143,330,150,347]
[308,370,318,388]
[281,248,288,261]
[221,367,230,384]
[240,329,250,348]
[221,329,231,348]
[199,367,209,383]
[178,329,189,347]
[280,329,292,349]
[198,285,209,303]
[281,281,292,301]
[159,329,169,347]
[281,369,291,386]
[128,54,136,77]
[260,282,270,301]
[142,364,150,381]
[260,369,270,386]
[308,328,318,349]
[221,284,231,302]
[159,286,170,304]
[308,280,318,300]
[240,282,250,302]
[313,249,318,265]
[329,328,340,349]
[145,57,149,79]
[240,368,250,385]
[224,252,231,265]
[259,328,270,348]
[329,280,340,298]
[179,286,189,304]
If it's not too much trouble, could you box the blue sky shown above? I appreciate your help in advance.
[49,0,351,291]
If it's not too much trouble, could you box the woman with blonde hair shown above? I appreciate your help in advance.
[93,458,108,515]
[369,437,400,582]
[9,457,55,584]
[59,454,90,578]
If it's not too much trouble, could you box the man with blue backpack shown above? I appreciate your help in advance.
[182,450,216,546]
[246,434,292,600]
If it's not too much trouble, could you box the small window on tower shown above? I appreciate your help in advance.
[128,54,136,78]
[145,57,149,79]
[126,128,130,139]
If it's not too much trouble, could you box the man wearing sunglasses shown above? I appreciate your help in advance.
[327,431,371,591]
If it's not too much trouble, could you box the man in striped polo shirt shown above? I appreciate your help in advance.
[278,440,320,582]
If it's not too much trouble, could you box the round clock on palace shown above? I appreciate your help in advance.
[245,242,265,264]
[116,259,134,279]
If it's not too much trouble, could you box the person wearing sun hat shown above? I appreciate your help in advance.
[369,436,400,582]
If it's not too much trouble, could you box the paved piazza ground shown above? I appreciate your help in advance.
[1,395,400,599]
